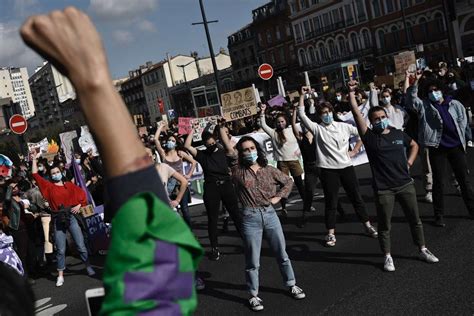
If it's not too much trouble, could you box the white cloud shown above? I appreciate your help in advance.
[112,30,133,44]
[89,0,158,21]
[0,22,42,75]
[137,20,157,33]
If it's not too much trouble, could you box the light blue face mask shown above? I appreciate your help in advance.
[51,173,63,182]
[429,90,443,103]
[166,141,176,149]
[243,151,258,164]
[373,117,390,133]
[321,112,333,125]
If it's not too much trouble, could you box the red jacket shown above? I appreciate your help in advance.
[33,173,87,212]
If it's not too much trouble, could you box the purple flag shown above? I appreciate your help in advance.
[71,153,95,206]
[267,95,287,107]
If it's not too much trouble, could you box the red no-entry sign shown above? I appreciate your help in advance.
[258,63,274,80]
[9,114,28,135]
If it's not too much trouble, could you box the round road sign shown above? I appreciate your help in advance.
[258,63,274,80]
[9,114,28,135]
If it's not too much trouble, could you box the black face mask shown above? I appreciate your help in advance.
[206,144,217,153]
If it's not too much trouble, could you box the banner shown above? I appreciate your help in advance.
[221,87,257,122]
[59,131,78,165]
[78,126,98,156]
[394,51,416,86]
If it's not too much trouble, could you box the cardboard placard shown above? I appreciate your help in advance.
[80,205,95,218]
[178,117,193,135]
[191,116,219,142]
[394,51,416,86]
[221,87,257,122]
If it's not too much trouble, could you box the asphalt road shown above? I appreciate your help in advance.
[31,149,474,315]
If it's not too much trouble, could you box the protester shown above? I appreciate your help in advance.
[219,126,305,311]
[297,86,378,247]
[185,126,242,261]
[406,71,474,226]
[348,80,439,271]
[20,8,202,314]
[259,104,305,217]
[155,122,196,227]
[31,152,95,287]
[373,84,408,130]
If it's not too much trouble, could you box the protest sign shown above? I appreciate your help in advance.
[267,95,287,107]
[78,126,98,156]
[394,51,416,86]
[191,116,219,141]
[84,212,110,254]
[178,117,193,135]
[221,87,257,122]
[59,130,78,165]
[27,138,48,154]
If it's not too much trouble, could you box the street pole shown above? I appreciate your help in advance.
[400,1,411,48]
[193,0,222,109]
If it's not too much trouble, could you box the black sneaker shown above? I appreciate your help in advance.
[209,247,220,261]
[434,215,446,227]
[249,296,264,311]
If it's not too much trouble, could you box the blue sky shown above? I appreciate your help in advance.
[0,0,267,79]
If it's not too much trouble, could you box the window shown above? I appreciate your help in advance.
[276,26,281,40]
[372,0,381,17]
[280,47,286,63]
[419,17,428,39]
[391,26,400,48]
[313,16,322,32]
[299,49,308,66]
[362,29,371,48]
[332,9,341,23]
[300,0,307,10]
[355,0,366,20]
[294,24,302,41]
[318,43,328,60]
[286,25,292,36]
[435,13,445,32]
[266,31,272,44]
[401,0,410,8]
[258,33,263,44]
[345,4,354,24]
[386,0,395,13]
[303,20,311,37]
[290,2,297,13]
[270,51,276,64]
[323,13,331,27]
[328,39,337,56]
[308,46,316,63]
[350,33,360,51]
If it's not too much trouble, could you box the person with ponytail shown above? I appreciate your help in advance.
[259,104,305,217]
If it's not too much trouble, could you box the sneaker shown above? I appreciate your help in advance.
[209,247,220,261]
[468,140,473,148]
[325,234,336,247]
[249,296,264,311]
[365,225,378,238]
[56,276,64,287]
[310,206,316,212]
[195,277,205,291]
[384,256,395,272]
[86,266,96,276]
[424,192,433,203]
[434,215,446,227]
[419,248,439,263]
[290,285,306,300]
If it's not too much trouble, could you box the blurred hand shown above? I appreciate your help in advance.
[170,200,179,208]
[71,204,81,214]
[270,196,281,205]
[347,80,358,92]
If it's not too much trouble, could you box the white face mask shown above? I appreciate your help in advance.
[336,95,342,102]
[381,96,391,105]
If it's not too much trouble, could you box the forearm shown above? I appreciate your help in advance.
[259,113,273,136]
[31,158,38,174]
[349,92,367,135]
[408,142,418,166]
[184,132,197,157]
[218,126,235,155]
[75,80,149,178]
[353,140,363,152]
[175,182,188,203]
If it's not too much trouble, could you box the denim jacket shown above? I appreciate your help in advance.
[406,85,468,151]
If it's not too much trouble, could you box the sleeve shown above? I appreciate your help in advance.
[347,122,360,137]
[270,167,294,199]
[68,182,87,206]
[104,165,169,223]
[402,131,412,148]
[226,152,238,169]
[260,114,276,138]
[32,173,52,201]
[298,105,319,136]
[369,88,379,108]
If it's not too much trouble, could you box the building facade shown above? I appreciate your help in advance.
[0,67,35,118]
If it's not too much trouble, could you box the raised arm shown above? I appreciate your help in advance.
[184,127,198,157]
[348,80,368,136]
[259,104,275,137]
[297,86,318,135]
[154,122,167,160]
[291,106,302,141]
[218,120,236,156]
[369,82,379,108]
[405,70,424,113]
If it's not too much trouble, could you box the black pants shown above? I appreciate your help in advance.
[203,180,242,248]
[429,146,474,216]
[319,166,370,230]
[11,227,36,276]
[303,163,319,213]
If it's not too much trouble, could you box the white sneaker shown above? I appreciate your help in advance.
[419,248,439,263]
[467,140,473,148]
[384,256,395,272]
[310,206,316,212]
[249,296,264,311]
[290,285,306,299]
[56,276,64,287]
[424,192,433,203]
[325,234,336,247]
[365,225,378,238]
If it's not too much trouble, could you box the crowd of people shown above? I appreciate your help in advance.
[0,6,473,315]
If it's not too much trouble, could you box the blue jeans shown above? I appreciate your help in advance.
[241,205,296,296]
[54,215,89,271]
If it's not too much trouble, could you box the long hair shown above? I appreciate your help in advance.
[275,114,287,146]
[235,136,268,168]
